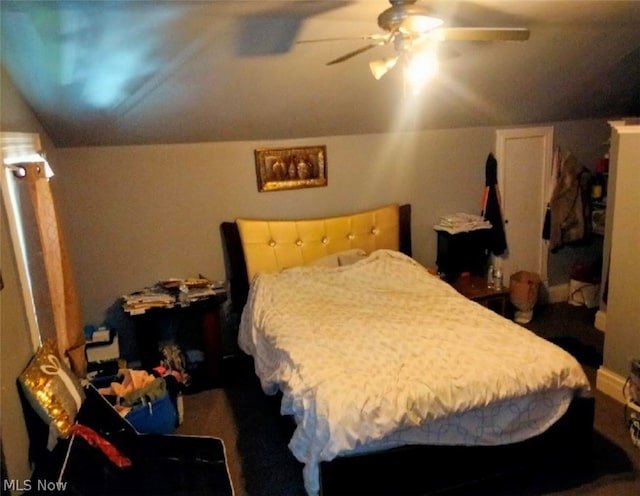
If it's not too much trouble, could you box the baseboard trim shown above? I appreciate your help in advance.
[594,309,607,332]
[547,283,568,304]
[596,366,625,405]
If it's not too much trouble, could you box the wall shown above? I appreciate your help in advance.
[601,123,640,378]
[52,128,491,329]
[0,67,58,489]
[0,204,35,489]
[53,120,608,329]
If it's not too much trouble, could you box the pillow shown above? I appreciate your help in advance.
[338,249,367,266]
[307,253,340,268]
[19,340,85,438]
[307,249,368,268]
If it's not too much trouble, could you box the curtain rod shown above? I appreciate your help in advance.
[3,159,53,179]
[3,162,27,177]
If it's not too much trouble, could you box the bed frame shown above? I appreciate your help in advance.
[219,203,595,495]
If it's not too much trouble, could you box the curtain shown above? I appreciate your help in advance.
[19,161,86,377]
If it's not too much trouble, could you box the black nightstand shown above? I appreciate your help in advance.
[436,229,490,280]
[129,292,227,390]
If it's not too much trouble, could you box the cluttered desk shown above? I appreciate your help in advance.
[120,278,227,391]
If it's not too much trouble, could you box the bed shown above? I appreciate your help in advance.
[220,203,594,495]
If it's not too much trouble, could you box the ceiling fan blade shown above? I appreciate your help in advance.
[431,27,530,42]
[326,43,383,65]
[297,34,388,44]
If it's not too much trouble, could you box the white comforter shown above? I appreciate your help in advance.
[239,250,591,495]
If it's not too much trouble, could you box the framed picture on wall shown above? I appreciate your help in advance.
[254,145,327,192]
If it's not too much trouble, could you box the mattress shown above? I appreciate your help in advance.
[238,249,591,495]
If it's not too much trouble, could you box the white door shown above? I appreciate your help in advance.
[495,126,553,286]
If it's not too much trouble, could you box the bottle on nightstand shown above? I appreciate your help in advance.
[493,267,503,290]
[487,265,494,289]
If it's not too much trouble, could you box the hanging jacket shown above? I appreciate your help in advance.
[543,146,563,240]
[481,153,508,256]
[549,152,589,251]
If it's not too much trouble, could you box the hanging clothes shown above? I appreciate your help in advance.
[481,153,507,256]
[548,151,589,251]
[542,146,563,240]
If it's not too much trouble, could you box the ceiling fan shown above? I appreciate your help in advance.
[298,0,530,81]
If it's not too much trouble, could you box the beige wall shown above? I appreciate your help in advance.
[53,121,608,327]
[52,129,490,324]
[1,204,34,487]
[602,123,640,377]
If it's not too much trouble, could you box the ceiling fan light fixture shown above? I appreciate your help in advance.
[378,3,444,34]
[369,57,399,80]
[301,0,530,86]
[404,50,438,94]
[399,14,443,34]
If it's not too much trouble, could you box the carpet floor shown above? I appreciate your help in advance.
[177,302,640,495]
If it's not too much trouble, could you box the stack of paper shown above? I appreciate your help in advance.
[434,213,492,234]
[122,278,226,314]
[183,285,215,302]
[161,278,226,305]
[122,288,175,315]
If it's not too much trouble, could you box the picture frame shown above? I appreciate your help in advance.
[254,145,327,192]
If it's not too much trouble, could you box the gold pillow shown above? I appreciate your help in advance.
[19,340,85,438]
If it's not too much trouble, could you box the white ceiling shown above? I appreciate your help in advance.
[1,0,639,148]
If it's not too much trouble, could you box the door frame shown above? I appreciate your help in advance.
[495,126,554,284]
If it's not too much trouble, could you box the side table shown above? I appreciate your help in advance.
[129,292,227,390]
[450,274,511,317]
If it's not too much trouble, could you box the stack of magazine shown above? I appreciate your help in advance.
[433,213,492,234]
[122,278,225,315]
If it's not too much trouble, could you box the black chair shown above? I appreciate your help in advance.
[29,385,233,496]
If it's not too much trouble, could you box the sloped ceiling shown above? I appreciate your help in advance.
[1,0,639,147]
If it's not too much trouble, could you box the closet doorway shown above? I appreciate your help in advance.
[495,126,554,287]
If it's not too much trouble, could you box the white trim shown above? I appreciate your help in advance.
[594,309,607,332]
[609,119,640,134]
[495,126,554,284]
[1,132,43,352]
[547,283,569,304]
[596,366,625,405]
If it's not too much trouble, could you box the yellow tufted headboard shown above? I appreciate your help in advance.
[236,203,400,282]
